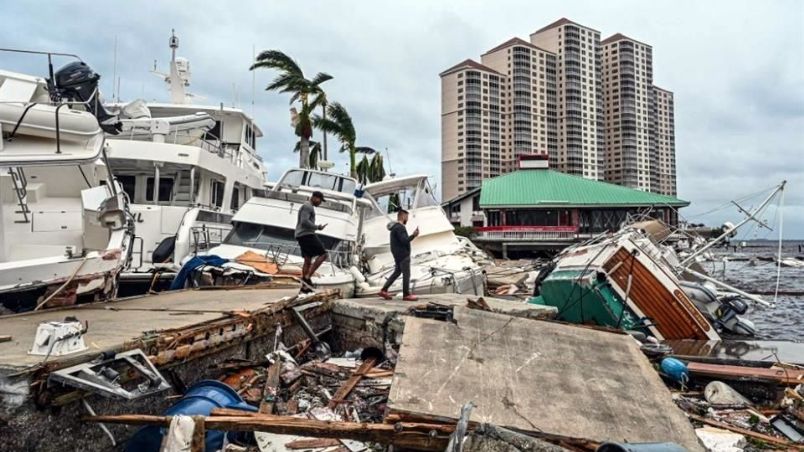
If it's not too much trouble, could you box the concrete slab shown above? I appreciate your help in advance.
[0,287,299,369]
[388,307,703,450]
[333,293,556,323]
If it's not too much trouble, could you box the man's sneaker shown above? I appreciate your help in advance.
[402,294,418,301]
[378,290,392,300]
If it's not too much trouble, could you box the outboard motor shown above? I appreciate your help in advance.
[50,61,121,134]
[716,295,756,336]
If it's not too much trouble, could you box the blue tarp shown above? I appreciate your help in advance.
[169,255,228,290]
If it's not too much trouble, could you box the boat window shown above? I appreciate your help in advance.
[231,185,240,210]
[415,180,439,208]
[145,177,174,202]
[277,170,356,194]
[280,170,305,188]
[224,222,341,255]
[211,180,225,208]
[306,172,339,191]
[116,175,136,200]
[204,120,222,141]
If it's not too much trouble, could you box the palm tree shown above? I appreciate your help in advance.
[313,103,375,178]
[294,140,322,169]
[356,153,386,184]
[250,50,332,168]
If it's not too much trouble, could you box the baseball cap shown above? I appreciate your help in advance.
[312,190,326,201]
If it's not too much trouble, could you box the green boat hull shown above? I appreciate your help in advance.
[529,269,647,333]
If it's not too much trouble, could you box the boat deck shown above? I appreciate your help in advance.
[0,287,299,370]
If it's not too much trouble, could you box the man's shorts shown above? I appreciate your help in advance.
[297,234,326,258]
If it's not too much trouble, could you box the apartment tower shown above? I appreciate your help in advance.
[601,34,654,191]
[440,18,676,200]
[440,60,504,201]
[530,18,605,179]
[479,38,558,172]
[652,86,677,195]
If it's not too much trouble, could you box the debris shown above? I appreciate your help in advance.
[768,414,804,442]
[285,438,341,449]
[686,413,795,447]
[0,335,12,343]
[694,427,747,452]
[328,357,378,409]
[49,349,171,400]
[687,361,804,385]
[28,318,88,357]
[704,381,752,408]
[660,358,689,385]
[466,297,491,311]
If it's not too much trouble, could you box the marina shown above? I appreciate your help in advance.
[0,5,802,452]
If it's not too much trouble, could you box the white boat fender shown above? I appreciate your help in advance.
[349,266,367,283]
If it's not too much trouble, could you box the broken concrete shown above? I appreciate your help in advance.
[387,307,704,450]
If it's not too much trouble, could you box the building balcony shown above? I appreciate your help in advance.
[475,225,579,242]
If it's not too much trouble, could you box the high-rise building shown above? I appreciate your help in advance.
[440,18,676,201]
[601,33,654,192]
[652,86,677,195]
[479,38,558,172]
[530,18,605,180]
[440,59,504,201]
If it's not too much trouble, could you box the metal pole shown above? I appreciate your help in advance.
[153,163,160,202]
[682,267,771,307]
[679,181,785,268]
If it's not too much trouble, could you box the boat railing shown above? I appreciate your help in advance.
[190,224,232,254]
[474,225,579,241]
[241,242,354,272]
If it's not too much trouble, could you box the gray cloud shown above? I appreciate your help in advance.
[1,0,801,237]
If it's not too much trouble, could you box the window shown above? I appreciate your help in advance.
[146,177,174,202]
[211,180,225,208]
[231,185,240,210]
[116,175,136,200]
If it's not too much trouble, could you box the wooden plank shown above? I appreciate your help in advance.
[190,416,205,452]
[686,414,794,447]
[285,438,341,449]
[84,414,452,451]
[328,357,377,408]
[687,362,804,385]
[259,361,282,414]
[387,307,703,451]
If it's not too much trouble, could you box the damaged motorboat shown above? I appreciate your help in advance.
[0,50,133,313]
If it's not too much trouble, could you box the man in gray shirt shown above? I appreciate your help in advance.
[295,191,328,292]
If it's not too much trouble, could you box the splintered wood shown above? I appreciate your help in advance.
[328,357,377,408]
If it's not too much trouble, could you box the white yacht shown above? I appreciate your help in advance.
[105,32,266,294]
[0,51,133,313]
[355,175,486,297]
[205,168,365,296]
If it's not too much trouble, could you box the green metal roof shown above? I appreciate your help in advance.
[479,169,689,208]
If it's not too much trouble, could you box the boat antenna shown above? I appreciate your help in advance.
[385,147,395,177]
[112,35,118,102]
[678,181,786,268]
[773,185,785,304]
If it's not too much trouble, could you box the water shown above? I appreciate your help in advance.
[707,240,804,342]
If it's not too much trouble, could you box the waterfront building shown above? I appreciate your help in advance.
[652,86,677,195]
[472,155,687,256]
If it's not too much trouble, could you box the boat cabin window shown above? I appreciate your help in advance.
[244,123,256,149]
[204,120,222,141]
[211,180,225,208]
[231,185,240,210]
[116,175,136,200]
[278,170,356,194]
[225,222,341,255]
[146,177,174,202]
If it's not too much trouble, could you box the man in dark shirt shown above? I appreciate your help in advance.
[379,209,419,301]
[295,191,328,292]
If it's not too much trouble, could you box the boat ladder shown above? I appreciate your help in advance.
[8,167,30,223]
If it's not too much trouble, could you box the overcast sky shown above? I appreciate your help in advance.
[2,0,802,237]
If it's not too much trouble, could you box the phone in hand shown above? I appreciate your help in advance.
[319,223,328,230]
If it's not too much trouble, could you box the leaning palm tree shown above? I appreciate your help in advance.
[251,50,332,168]
[356,153,386,184]
[313,103,375,178]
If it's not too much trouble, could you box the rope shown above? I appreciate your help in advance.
[34,258,88,310]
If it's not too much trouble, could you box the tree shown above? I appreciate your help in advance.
[251,50,331,168]
[313,103,375,178]
[294,140,322,169]
[356,153,386,184]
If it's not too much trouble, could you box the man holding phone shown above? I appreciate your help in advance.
[295,191,328,293]
[379,209,420,301]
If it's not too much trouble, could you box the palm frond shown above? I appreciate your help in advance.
[310,72,333,86]
[251,50,303,77]
[265,73,304,92]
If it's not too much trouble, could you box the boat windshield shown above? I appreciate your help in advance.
[277,169,356,194]
[224,221,341,255]
[365,179,439,218]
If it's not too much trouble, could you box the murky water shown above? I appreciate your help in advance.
[707,241,804,342]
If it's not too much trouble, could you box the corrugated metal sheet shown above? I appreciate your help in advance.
[479,169,689,207]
